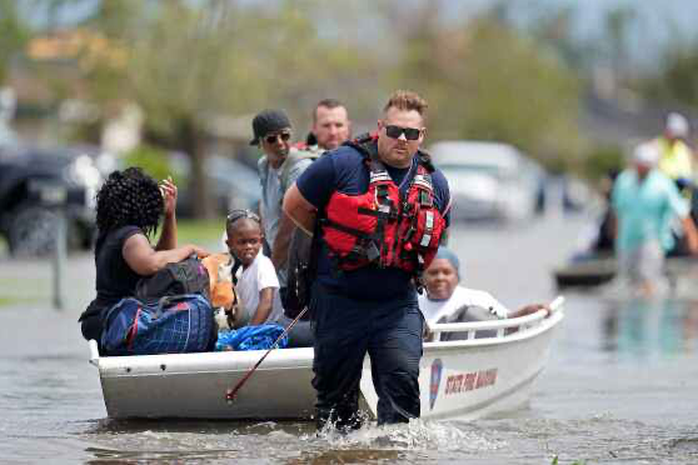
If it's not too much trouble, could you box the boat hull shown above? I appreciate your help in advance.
[362,310,562,420]
[91,310,563,421]
[554,255,698,289]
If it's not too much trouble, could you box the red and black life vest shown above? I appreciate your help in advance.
[321,134,446,281]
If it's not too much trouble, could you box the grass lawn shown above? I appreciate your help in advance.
[0,219,224,258]
[0,297,17,306]
[177,217,227,247]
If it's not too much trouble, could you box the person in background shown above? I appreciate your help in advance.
[299,98,351,154]
[251,109,314,285]
[655,112,694,185]
[78,168,209,347]
[419,248,549,340]
[612,143,698,296]
[224,209,312,346]
[284,90,451,429]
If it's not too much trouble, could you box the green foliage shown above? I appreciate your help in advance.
[0,0,29,83]
[176,217,226,246]
[21,0,595,197]
[392,12,585,172]
[583,143,625,181]
[642,46,698,106]
[123,144,180,185]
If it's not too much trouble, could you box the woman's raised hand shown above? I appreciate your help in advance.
[159,176,178,217]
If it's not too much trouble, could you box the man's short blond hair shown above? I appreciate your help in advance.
[383,90,428,117]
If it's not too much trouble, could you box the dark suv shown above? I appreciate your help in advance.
[0,143,104,256]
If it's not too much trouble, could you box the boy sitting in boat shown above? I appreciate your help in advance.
[419,247,549,340]
[223,209,312,347]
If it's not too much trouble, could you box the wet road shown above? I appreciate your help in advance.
[2,212,698,464]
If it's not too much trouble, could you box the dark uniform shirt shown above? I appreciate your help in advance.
[296,145,451,300]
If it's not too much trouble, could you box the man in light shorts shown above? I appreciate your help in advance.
[612,142,698,295]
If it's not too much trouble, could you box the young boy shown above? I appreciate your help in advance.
[225,210,284,327]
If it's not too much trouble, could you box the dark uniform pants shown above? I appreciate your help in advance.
[311,283,424,429]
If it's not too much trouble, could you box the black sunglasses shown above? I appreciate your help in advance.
[227,209,260,225]
[264,132,291,144]
[384,125,422,141]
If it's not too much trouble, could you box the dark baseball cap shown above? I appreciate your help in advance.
[250,109,292,145]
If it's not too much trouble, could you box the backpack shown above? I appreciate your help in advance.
[278,148,323,320]
[101,294,216,355]
[282,222,320,320]
[135,256,211,305]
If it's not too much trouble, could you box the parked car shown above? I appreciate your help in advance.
[0,143,104,256]
[170,153,261,217]
[429,141,546,222]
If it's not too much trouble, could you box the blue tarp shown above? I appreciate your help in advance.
[215,324,288,351]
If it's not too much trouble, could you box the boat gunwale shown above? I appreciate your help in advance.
[89,308,564,376]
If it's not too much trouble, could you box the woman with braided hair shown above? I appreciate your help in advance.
[79,167,209,346]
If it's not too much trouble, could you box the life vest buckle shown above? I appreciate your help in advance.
[366,241,380,262]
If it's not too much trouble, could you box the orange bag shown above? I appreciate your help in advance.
[202,253,236,310]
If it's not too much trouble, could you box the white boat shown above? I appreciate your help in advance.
[88,300,564,421]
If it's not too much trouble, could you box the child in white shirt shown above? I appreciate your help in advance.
[225,210,283,327]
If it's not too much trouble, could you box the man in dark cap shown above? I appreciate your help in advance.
[251,109,315,345]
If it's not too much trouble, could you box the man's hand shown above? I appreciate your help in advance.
[512,303,550,318]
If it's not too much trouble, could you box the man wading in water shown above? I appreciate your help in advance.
[283,90,451,429]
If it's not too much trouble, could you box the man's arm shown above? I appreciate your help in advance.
[682,215,698,254]
[509,304,550,319]
[282,182,317,237]
[271,158,314,269]
[609,209,618,241]
[271,212,296,270]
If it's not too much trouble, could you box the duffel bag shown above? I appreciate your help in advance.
[101,294,216,356]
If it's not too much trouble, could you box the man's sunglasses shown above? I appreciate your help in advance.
[384,125,422,141]
[264,132,291,144]
[227,209,260,225]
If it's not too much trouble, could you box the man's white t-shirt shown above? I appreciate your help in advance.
[418,285,509,325]
[234,251,284,327]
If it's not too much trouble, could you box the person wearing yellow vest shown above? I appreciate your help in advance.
[655,112,694,184]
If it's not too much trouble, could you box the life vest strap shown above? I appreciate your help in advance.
[321,218,373,240]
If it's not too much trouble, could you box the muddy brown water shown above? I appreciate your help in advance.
[2,214,698,464]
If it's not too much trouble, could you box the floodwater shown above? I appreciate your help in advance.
[2,212,698,464]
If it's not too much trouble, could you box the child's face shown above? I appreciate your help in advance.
[226,221,263,266]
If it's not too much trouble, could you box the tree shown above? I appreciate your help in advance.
[391,8,585,171]
[75,0,370,218]
[0,0,29,84]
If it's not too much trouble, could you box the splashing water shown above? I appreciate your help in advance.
[306,418,503,453]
